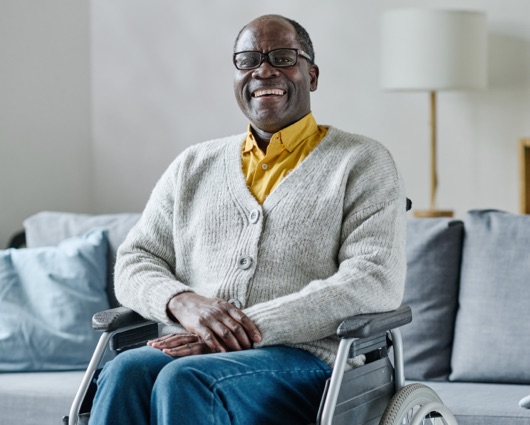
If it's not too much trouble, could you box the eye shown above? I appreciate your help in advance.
[239,58,256,68]
[235,52,260,69]
[272,56,296,66]
[269,49,298,67]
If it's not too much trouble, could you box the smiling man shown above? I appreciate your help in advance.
[89,14,407,425]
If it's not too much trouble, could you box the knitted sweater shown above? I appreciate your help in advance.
[114,126,407,368]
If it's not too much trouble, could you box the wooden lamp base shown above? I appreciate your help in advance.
[412,92,454,220]
[413,209,454,218]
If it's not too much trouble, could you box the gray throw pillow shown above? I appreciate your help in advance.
[402,218,464,381]
[450,210,530,384]
[24,211,141,307]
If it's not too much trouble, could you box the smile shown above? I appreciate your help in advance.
[252,89,286,98]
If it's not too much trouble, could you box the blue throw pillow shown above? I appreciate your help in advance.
[23,211,141,308]
[0,229,110,371]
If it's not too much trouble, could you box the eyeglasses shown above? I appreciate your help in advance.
[233,48,312,70]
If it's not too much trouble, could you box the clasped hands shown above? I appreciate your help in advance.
[147,292,261,357]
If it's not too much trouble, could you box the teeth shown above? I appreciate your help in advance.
[253,89,285,97]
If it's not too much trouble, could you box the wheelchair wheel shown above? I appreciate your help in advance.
[379,383,458,425]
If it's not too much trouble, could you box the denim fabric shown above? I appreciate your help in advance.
[89,345,331,425]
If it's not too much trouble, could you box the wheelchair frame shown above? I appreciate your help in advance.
[65,305,458,425]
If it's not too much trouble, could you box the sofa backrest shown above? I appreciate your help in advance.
[23,209,530,385]
[403,210,530,386]
[24,211,141,308]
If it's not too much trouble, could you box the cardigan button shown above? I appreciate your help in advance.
[237,256,253,270]
[249,209,260,224]
[228,298,243,309]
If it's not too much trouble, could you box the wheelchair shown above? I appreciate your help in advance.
[63,304,458,425]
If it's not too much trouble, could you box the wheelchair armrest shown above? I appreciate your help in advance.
[92,307,159,353]
[92,306,153,332]
[336,305,412,339]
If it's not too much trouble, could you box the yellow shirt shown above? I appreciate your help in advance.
[242,113,328,204]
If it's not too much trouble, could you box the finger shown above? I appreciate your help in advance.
[228,309,262,343]
[192,325,228,353]
[148,333,198,349]
[148,332,190,344]
[218,316,253,349]
[163,342,210,358]
[148,333,196,347]
[147,334,173,345]
[208,320,245,352]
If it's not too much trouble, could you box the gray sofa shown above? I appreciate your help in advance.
[0,212,141,425]
[402,210,530,425]
[1,209,529,424]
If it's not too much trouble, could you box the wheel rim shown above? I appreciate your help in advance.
[380,383,453,425]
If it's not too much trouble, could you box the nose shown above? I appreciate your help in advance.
[251,59,280,79]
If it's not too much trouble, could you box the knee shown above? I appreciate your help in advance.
[99,346,172,387]
[154,356,212,394]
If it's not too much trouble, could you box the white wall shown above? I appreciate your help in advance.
[0,0,92,247]
[90,0,530,218]
[2,0,530,247]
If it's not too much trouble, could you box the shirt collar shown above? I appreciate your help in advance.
[243,112,319,153]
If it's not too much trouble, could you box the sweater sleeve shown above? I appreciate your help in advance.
[244,172,408,348]
[114,159,193,324]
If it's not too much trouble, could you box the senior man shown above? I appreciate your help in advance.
[89,14,407,425]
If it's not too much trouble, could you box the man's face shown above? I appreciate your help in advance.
[233,18,319,135]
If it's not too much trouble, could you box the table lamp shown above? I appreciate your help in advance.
[381,9,487,217]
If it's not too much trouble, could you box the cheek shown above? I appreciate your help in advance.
[233,79,245,105]
[233,74,250,99]
[233,78,254,116]
[292,77,312,100]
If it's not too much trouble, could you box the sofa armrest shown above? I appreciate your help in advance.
[92,306,154,332]
[336,305,412,339]
[7,230,26,249]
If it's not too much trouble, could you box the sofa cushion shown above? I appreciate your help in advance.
[24,211,141,307]
[450,210,530,383]
[418,381,530,425]
[402,218,464,380]
[0,371,84,425]
[0,229,109,372]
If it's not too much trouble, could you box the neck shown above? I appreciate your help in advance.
[251,127,274,152]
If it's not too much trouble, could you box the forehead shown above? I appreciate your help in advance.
[235,18,299,52]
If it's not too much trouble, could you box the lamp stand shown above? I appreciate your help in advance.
[413,91,454,218]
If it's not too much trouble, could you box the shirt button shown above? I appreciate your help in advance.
[261,164,268,170]
[237,256,253,270]
[249,209,260,224]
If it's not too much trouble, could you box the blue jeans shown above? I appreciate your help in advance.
[89,345,331,425]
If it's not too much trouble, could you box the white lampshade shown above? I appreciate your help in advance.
[381,9,487,91]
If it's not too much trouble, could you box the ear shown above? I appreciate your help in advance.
[309,64,319,92]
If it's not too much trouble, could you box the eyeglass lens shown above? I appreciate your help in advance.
[234,49,298,70]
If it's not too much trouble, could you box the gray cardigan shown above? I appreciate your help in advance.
[115,126,407,367]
